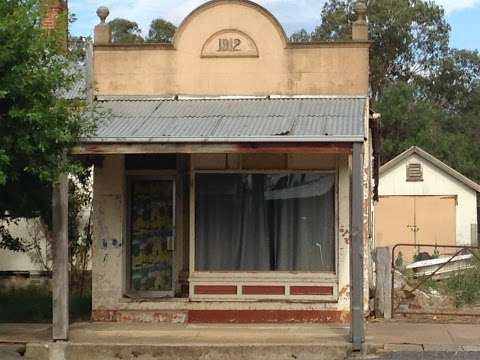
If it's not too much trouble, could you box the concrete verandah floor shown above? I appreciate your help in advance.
[2,321,480,359]
[0,322,351,345]
[0,322,353,360]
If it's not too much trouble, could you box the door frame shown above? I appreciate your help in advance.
[125,175,177,298]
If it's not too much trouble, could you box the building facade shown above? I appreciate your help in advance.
[61,1,373,344]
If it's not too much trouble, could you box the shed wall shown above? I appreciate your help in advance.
[378,154,478,246]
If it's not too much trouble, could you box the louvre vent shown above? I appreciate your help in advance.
[406,163,423,182]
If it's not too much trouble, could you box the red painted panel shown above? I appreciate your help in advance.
[92,310,117,322]
[242,285,285,295]
[188,310,350,324]
[290,286,334,296]
[194,285,237,295]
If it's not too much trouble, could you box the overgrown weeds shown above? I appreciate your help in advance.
[443,253,480,307]
[0,284,91,323]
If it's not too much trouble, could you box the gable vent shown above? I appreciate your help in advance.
[406,163,423,182]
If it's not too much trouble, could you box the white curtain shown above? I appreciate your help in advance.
[195,174,335,272]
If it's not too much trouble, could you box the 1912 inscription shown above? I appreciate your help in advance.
[218,38,241,52]
[201,30,258,58]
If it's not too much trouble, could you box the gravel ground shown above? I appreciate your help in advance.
[351,352,480,360]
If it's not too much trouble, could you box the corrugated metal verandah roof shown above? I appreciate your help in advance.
[86,96,367,143]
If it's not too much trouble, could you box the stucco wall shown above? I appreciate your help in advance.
[378,154,478,246]
[93,1,369,97]
[92,155,126,310]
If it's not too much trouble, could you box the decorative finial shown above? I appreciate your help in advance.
[94,6,111,44]
[354,0,367,23]
[96,6,110,24]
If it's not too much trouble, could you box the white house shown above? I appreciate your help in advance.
[0,218,50,286]
[375,146,479,261]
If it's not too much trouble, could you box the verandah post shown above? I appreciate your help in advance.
[52,172,69,340]
[351,142,364,351]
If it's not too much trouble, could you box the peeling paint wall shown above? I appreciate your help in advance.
[337,156,351,312]
[91,154,357,320]
[92,155,125,311]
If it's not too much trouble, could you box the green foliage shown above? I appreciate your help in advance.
[0,1,96,202]
[147,18,176,43]
[108,17,177,44]
[373,81,445,162]
[290,29,311,43]
[109,18,144,44]
[0,220,25,251]
[0,285,51,322]
[0,284,91,322]
[395,251,405,270]
[0,0,99,251]
[423,49,480,112]
[68,35,91,61]
[443,257,480,307]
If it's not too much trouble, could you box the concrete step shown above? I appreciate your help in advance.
[0,350,24,360]
[26,342,352,360]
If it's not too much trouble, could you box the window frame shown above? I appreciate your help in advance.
[190,169,338,279]
[124,174,177,299]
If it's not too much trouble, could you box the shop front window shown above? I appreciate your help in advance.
[195,173,335,272]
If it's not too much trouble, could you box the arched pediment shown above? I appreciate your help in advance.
[173,0,288,50]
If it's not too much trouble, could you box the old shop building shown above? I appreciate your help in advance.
[52,0,374,347]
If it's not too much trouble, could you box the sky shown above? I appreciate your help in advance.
[69,0,480,51]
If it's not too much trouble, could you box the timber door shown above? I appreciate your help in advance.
[129,178,175,297]
[375,195,456,262]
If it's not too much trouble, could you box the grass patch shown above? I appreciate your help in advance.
[0,285,91,323]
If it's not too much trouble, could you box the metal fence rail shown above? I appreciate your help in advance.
[391,243,480,318]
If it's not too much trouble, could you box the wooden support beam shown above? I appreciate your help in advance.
[52,173,69,340]
[351,142,364,351]
[71,142,353,155]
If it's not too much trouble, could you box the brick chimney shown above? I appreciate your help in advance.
[42,0,68,31]
[42,0,68,51]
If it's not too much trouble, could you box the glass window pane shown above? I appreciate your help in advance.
[195,173,335,272]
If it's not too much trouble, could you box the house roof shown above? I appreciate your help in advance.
[61,63,86,100]
[380,146,480,193]
[87,96,367,143]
